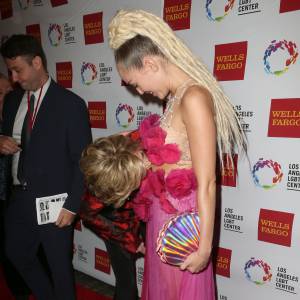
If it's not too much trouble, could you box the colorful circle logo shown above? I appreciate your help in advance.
[263,40,298,76]
[48,24,63,47]
[244,258,272,285]
[115,103,135,128]
[206,0,235,22]
[252,158,283,190]
[81,62,98,85]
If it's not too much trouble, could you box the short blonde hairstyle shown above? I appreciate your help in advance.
[80,134,146,207]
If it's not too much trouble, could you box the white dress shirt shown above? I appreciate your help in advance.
[12,77,51,185]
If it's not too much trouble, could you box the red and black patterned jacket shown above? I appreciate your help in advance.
[79,190,142,253]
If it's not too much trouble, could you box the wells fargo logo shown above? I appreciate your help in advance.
[268,98,300,138]
[258,208,294,247]
[163,0,191,31]
[244,257,272,285]
[81,62,97,85]
[88,101,107,129]
[0,0,13,19]
[56,61,72,88]
[50,0,68,7]
[213,41,247,81]
[215,247,232,278]
[95,248,110,274]
[220,153,238,187]
[26,24,41,44]
[252,158,283,190]
[280,0,300,13]
[263,40,298,76]
[48,23,63,47]
[83,12,103,45]
[206,0,235,22]
[115,103,135,128]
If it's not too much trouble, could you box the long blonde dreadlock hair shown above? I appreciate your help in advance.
[109,9,247,159]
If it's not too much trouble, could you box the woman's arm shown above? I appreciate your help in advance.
[180,86,217,273]
[79,191,111,238]
[80,191,142,253]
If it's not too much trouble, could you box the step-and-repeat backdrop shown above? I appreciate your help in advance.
[0,1,299,299]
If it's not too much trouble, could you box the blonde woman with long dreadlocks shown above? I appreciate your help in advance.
[109,9,246,300]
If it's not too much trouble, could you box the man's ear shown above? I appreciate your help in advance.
[142,56,159,73]
[32,56,43,70]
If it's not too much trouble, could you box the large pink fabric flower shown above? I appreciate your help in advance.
[141,126,166,149]
[134,114,195,218]
[133,168,197,218]
[159,144,181,164]
[133,170,177,218]
[147,144,181,166]
[165,169,197,199]
[138,114,160,136]
[147,169,165,197]
[146,148,165,166]
[132,172,153,221]
[148,170,177,214]
[138,114,181,166]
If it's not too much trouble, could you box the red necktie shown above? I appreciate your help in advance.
[17,94,35,186]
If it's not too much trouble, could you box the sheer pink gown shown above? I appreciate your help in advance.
[141,82,216,300]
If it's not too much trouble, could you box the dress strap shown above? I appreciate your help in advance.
[160,79,198,128]
[174,78,197,103]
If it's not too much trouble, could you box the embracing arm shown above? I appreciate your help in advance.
[79,191,111,237]
[80,191,142,253]
[180,86,217,273]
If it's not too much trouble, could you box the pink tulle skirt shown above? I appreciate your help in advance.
[141,191,215,300]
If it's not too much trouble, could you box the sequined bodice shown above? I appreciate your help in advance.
[160,80,198,167]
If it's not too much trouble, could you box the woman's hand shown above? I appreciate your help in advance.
[180,246,211,273]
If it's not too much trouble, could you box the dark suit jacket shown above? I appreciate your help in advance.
[0,121,11,201]
[2,79,92,213]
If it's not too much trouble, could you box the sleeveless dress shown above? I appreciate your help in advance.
[136,80,215,300]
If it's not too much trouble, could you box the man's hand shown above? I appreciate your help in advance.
[0,135,20,155]
[55,208,76,228]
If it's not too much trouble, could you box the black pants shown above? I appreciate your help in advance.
[4,187,75,300]
[104,240,138,300]
[0,200,31,297]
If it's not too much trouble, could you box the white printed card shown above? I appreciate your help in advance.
[36,193,68,225]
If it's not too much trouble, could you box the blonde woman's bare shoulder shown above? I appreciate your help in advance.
[181,85,214,112]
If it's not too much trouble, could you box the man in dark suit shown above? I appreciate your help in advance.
[0,73,31,300]
[0,34,92,300]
